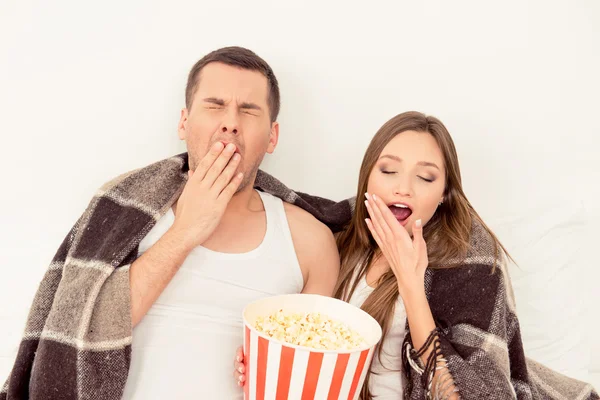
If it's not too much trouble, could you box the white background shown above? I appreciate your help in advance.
[1,0,599,391]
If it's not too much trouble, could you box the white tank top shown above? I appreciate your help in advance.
[122,190,304,400]
[348,275,407,399]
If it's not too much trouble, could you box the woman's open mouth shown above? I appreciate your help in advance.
[388,203,412,225]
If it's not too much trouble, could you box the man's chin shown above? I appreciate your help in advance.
[235,164,261,194]
[235,181,249,194]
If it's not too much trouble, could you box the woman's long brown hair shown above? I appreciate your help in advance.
[333,111,510,400]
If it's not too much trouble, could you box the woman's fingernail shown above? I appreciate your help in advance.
[364,192,370,200]
[238,375,244,382]
[364,200,369,208]
[238,366,244,373]
[236,356,241,362]
[416,219,422,227]
[373,194,378,202]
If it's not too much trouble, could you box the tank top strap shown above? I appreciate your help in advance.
[256,190,304,289]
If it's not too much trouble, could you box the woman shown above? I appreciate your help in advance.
[235,111,598,399]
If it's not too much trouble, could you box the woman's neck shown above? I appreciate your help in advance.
[365,251,390,287]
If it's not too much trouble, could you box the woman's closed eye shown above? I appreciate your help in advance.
[380,169,434,183]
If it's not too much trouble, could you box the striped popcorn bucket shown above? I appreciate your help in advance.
[242,294,382,400]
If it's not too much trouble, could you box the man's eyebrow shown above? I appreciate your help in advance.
[239,102,262,111]
[202,97,225,105]
[202,98,261,111]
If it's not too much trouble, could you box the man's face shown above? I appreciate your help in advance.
[178,62,279,192]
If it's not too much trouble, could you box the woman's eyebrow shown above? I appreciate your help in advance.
[378,154,440,170]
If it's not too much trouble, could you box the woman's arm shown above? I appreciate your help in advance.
[363,193,471,399]
[403,289,458,399]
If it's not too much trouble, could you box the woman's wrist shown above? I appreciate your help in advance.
[398,281,427,304]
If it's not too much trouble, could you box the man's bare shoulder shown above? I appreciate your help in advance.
[282,202,339,295]
[282,202,334,242]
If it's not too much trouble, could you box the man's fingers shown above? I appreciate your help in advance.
[237,372,246,386]
[236,346,244,363]
[213,153,241,194]
[233,344,246,389]
[233,369,246,386]
[203,143,237,187]
[193,141,225,181]
[218,172,244,201]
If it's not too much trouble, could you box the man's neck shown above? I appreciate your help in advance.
[224,184,261,215]
[172,180,261,218]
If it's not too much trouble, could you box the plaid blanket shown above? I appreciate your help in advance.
[1,153,597,399]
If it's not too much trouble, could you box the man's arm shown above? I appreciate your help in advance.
[129,229,194,326]
[130,142,243,327]
[284,203,340,297]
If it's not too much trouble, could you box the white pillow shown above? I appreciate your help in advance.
[489,199,592,383]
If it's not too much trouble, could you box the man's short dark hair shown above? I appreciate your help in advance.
[185,46,280,122]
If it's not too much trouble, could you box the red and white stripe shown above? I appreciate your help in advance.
[244,326,375,400]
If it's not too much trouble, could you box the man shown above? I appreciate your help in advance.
[1,47,340,400]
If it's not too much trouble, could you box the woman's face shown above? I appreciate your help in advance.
[366,130,446,236]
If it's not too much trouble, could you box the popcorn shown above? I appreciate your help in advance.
[254,309,366,350]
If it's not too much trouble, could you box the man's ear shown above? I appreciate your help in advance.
[266,121,279,154]
[178,108,189,140]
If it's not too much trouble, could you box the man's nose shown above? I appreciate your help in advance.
[220,108,239,134]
